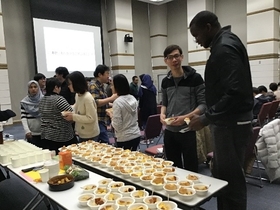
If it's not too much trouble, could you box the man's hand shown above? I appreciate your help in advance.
[171,115,186,126]
[189,114,204,131]
[160,113,166,125]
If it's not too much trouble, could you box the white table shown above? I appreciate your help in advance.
[7,163,105,210]
[8,162,183,210]
[73,157,228,209]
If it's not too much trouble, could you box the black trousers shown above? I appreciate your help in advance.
[116,137,140,151]
[27,135,42,148]
[43,136,78,155]
[163,129,198,172]
[210,123,252,210]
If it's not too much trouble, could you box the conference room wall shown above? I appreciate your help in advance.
[1,0,35,122]
[1,0,278,122]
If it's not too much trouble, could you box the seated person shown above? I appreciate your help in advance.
[253,86,275,118]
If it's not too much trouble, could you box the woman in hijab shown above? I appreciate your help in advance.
[138,74,157,131]
[20,80,43,147]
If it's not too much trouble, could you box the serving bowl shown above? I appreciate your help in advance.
[156,201,178,210]
[140,174,154,186]
[118,185,136,197]
[143,195,162,209]
[128,203,148,210]
[81,184,98,193]
[116,197,135,210]
[98,178,113,187]
[87,197,107,210]
[186,174,200,183]
[104,192,122,203]
[78,193,95,207]
[151,177,165,190]
[177,186,196,201]
[130,190,149,203]
[163,183,179,196]
[108,181,125,192]
[94,187,111,197]
[193,183,210,196]
[164,175,179,183]
[47,174,74,191]
[98,203,119,210]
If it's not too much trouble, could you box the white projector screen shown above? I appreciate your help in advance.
[33,18,103,78]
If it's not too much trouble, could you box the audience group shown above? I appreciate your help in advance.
[20,65,158,154]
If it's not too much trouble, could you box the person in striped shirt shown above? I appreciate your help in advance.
[39,78,78,154]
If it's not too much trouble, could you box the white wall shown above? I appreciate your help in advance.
[2,0,35,122]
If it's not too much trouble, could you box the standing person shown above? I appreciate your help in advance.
[189,11,253,210]
[20,80,43,147]
[105,77,113,97]
[160,45,206,172]
[34,73,46,95]
[39,78,77,154]
[106,74,141,151]
[63,71,100,142]
[55,66,75,105]
[129,76,139,100]
[138,74,157,131]
[90,65,117,143]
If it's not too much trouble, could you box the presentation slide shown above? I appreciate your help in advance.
[33,18,103,78]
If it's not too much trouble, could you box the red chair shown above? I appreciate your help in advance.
[140,114,162,148]
[268,100,280,120]
[257,102,272,127]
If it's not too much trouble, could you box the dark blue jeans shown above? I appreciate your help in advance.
[97,121,109,143]
[163,129,198,172]
[210,123,252,210]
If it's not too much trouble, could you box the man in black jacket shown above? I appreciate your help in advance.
[55,67,75,105]
[189,11,253,210]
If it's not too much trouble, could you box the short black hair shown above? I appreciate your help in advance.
[253,87,259,95]
[45,78,61,94]
[66,71,88,94]
[258,85,267,93]
[189,10,220,29]
[132,76,138,81]
[34,73,46,81]
[269,82,278,91]
[93,64,110,78]
[163,45,183,58]
[55,67,69,78]
[113,74,130,96]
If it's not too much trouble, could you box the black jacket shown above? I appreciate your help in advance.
[203,26,253,125]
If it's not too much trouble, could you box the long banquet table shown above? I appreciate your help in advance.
[73,157,228,210]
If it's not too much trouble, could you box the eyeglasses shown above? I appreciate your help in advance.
[165,54,181,60]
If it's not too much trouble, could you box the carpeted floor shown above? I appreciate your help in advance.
[1,123,280,210]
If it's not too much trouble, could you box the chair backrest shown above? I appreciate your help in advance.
[258,102,272,126]
[243,126,261,173]
[268,100,280,120]
[144,114,162,139]
[157,105,162,114]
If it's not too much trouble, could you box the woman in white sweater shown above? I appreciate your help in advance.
[107,74,141,151]
[64,71,100,141]
[20,80,43,147]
